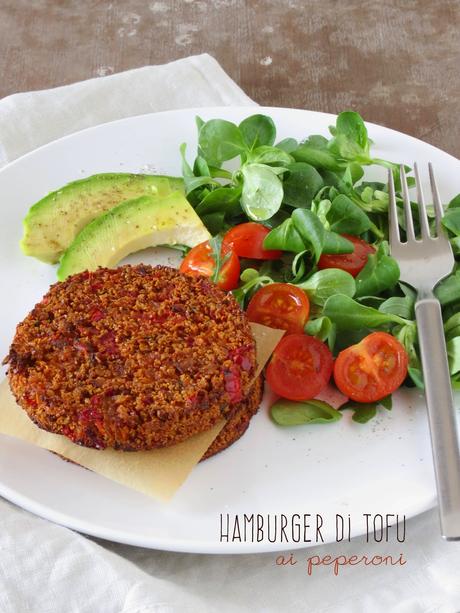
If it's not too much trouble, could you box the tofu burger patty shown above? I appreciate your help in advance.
[4,265,257,451]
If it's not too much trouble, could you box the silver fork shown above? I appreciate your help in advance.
[388,163,460,540]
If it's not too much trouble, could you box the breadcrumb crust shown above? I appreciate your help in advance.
[5,265,257,451]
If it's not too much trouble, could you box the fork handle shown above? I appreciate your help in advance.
[415,293,460,540]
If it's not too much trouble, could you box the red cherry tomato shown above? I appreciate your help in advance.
[179,240,240,291]
[318,234,375,277]
[223,222,282,260]
[246,283,310,334]
[333,332,408,402]
[266,334,334,401]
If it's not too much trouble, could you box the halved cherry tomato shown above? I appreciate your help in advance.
[333,332,408,402]
[179,240,240,291]
[266,334,334,400]
[223,222,282,260]
[318,234,375,277]
[246,283,310,334]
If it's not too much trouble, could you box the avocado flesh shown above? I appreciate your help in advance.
[57,191,210,281]
[21,173,184,264]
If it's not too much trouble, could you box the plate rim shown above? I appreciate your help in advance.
[0,469,437,554]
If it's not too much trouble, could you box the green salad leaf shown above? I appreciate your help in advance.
[201,212,226,234]
[270,399,342,426]
[240,163,284,220]
[355,242,400,298]
[327,194,372,234]
[341,401,377,423]
[323,294,408,330]
[445,312,460,341]
[448,194,460,209]
[447,337,460,376]
[247,145,293,166]
[208,235,230,284]
[291,209,325,262]
[239,114,276,149]
[193,155,211,178]
[328,111,371,164]
[305,316,336,349]
[196,186,242,216]
[232,270,273,307]
[263,214,353,256]
[276,137,298,153]
[198,118,246,165]
[292,135,343,171]
[435,270,460,306]
[394,323,423,388]
[340,395,392,423]
[180,143,220,195]
[282,162,324,208]
[379,295,414,320]
[442,208,460,236]
[263,218,305,252]
[322,231,355,254]
[297,269,356,306]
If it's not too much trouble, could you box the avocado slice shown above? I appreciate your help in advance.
[57,191,210,280]
[21,173,184,263]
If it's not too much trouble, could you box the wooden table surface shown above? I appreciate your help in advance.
[1,0,459,157]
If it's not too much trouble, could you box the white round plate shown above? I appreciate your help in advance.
[0,107,459,554]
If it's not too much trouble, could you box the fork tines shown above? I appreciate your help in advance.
[388,163,448,245]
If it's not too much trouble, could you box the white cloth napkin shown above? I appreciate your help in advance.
[1,53,460,613]
[0,53,253,165]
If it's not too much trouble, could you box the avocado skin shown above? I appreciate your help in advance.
[21,173,184,264]
[57,192,210,281]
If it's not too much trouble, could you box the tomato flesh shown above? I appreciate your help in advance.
[246,283,310,334]
[223,222,282,260]
[179,240,240,291]
[266,334,334,400]
[333,332,408,402]
[318,234,375,277]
